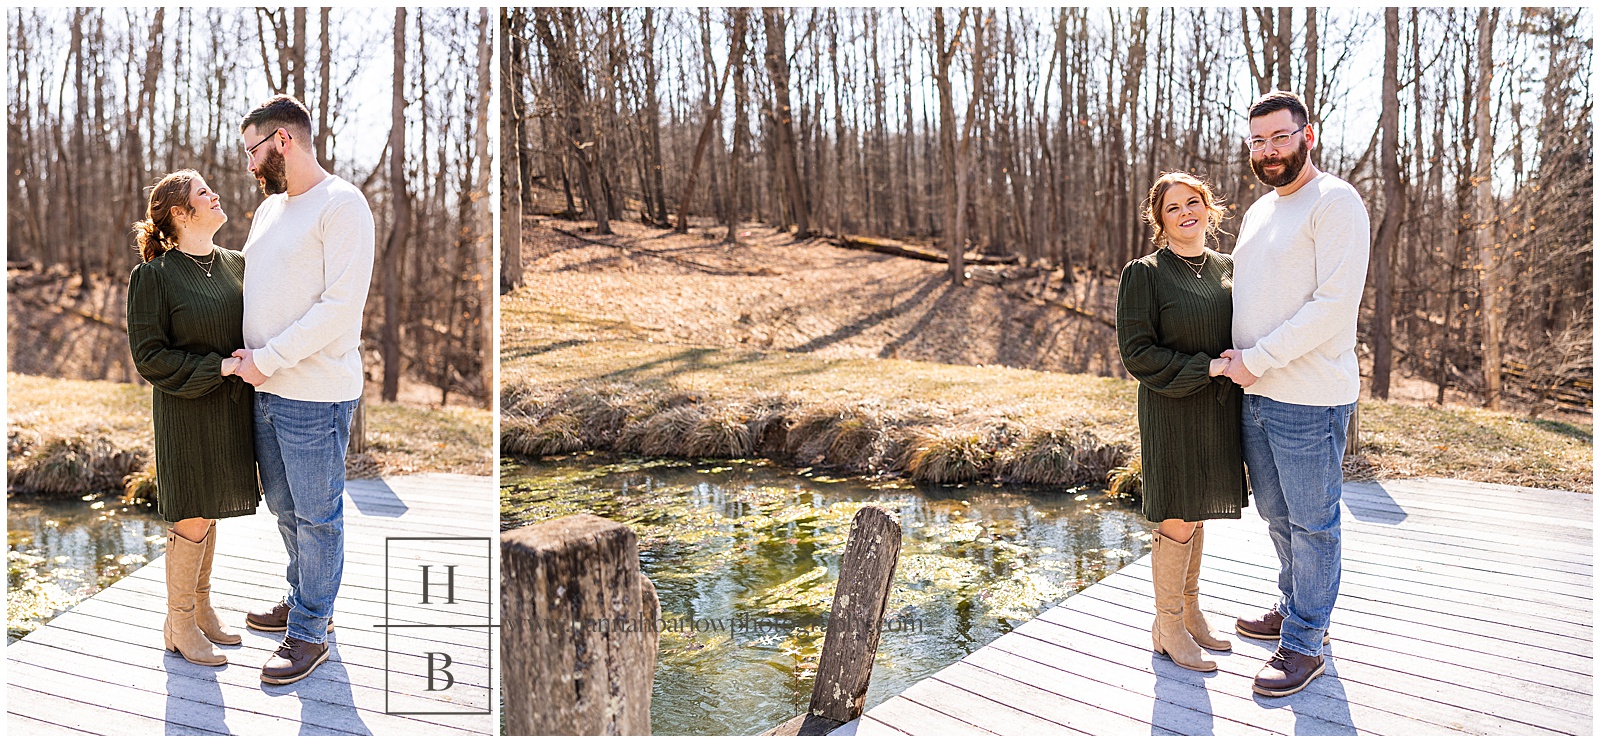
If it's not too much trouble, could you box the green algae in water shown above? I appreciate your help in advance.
[501,455,1150,736]
[7,493,169,643]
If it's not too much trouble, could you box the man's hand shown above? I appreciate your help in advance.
[1221,349,1259,387]
[232,348,269,386]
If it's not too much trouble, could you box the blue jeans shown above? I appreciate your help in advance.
[254,393,357,645]
[1241,394,1354,658]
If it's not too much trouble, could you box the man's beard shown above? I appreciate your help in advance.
[255,147,288,195]
[1251,139,1308,188]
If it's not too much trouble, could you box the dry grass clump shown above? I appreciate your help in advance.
[9,434,147,494]
[632,405,708,456]
[1107,458,1143,497]
[997,428,1094,484]
[904,428,994,484]
[502,412,585,456]
[685,407,755,457]
[746,393,800,454]
[789,403,886,469]
[122,467,158,506]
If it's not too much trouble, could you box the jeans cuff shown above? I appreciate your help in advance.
[287,627,326,645]
[1279,634,1324,658]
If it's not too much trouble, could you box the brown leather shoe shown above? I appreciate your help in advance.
[1235,606,1286,639]
[1253,646,1325,697]
[1235,607,1328,643]
[246,599,332,633]
[261,636,330,685]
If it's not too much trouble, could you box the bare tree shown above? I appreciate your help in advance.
[1370,8,1402,398]
[381,7,410,402]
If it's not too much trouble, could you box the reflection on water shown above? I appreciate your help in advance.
[7,493,169,644]
[501,454,1150,737]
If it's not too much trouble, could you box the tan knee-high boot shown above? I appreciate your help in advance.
[195,520,241,645]
[163,529,227,666]
[1151,530,1216,671]
[1183,523,1231,651]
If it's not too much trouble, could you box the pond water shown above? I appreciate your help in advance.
[501,454,1151,737]
[7,493,170,644]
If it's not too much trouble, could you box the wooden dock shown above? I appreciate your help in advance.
[6,473,497,736]
[845,478,1593,736]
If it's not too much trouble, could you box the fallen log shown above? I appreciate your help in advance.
[833,234,1018,266]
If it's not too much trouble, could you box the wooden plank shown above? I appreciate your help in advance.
[835,716,908,736]
[20,614,493,709]
[9,650,478,737]
[1062,586,1595,717]
[1217,527,1593,586]
[1347,479,1592,515]
[5,686,217,736]
[5,712,93,736]
[1269,522,1593,573]
[1203,531,1592,605]
[1192,552,1594,628]
[858,694,996,736]
[37,599,494,688]
[1334,489,1594,537]
[953,645,1272,735]
[1339,484,1592,528]
[1162,549,1593,642]
[12,621,488,724]
[1084,578,1595,718]
[7,664,355,736]
[981,629,1479,736]
[1390,477,1592,503]
[897,676,1080,735]
[1009,609,1488,736]
[1105,567,1594,662]
[1011,607,1578,735]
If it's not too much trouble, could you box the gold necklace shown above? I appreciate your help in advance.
[1168,247,1206,278]
[178,248,216,278]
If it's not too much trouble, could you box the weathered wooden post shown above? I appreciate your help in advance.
[502,514,660,735]
[764,505,903,736]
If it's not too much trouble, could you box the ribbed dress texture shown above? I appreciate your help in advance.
[126,247,260,522]
[1116,248,1248,522]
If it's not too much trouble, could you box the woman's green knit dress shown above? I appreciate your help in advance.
[1116,247,1248,522]
[126,247,259,522]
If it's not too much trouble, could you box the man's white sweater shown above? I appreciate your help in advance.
[242,174,375,403]
[1232,171,1371,407]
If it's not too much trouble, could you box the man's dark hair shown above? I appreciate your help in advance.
[241,94,313,144]
[1248,91,1309,126]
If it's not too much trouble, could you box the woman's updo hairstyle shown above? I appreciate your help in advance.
[133,169,200,262]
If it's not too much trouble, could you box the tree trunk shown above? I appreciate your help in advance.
[291,7,306,100]
[315,8,331,166]
[473,7,493,397]
[381,7,409,403]
[723,9,750,244]
[1371,8,1402,399]
[675,13,734,233]
[500,9,525,293]
[762,8,811,238]
[1303,9,1319,117]
[1475,8,1502,410]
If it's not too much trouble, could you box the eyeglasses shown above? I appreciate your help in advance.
[1246,124,1308,152]
[245,128,281,160]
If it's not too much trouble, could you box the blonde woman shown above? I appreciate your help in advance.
[1115,172,1248,672]
[127,170,259,666]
